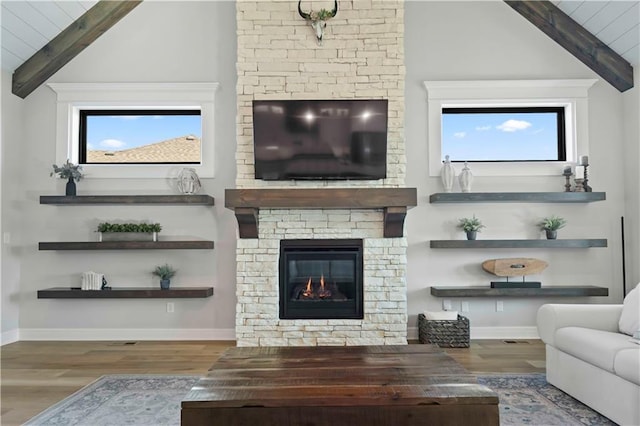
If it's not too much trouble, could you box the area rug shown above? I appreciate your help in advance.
[477,374,616,426]
[25,374,615,425]
[24,375,199,426]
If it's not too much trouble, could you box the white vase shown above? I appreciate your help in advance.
[458,162,473,193]
[441,155,456,193]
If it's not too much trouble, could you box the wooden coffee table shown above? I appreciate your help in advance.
[181,345,499,426]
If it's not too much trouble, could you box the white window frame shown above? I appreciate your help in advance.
[47,82,219,179]
[423,79,597,177]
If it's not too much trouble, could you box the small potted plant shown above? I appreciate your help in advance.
[458,215,485,240]
[50,160,84,196]
[152,263,177,289]
[539,216,566,240]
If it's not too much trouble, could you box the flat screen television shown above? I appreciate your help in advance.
[252,99,388,180]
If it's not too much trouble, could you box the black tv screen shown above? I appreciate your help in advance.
[253,99,388,180]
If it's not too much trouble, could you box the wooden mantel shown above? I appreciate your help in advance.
[225,188,417,238]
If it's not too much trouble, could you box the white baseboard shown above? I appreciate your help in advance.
[1,329,19,346]
[17,327,537,342]
[471,326,539,339]
[19,328,236,341]
[407,326,539,340]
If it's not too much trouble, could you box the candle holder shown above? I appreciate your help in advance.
[583,164,592,192]
[574,178,585,192]
[562,169,573,192]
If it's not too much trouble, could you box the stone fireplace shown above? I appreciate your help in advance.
[234,0,406,346]
[234,208,409,346]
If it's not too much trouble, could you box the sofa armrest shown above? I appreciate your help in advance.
[537,304,623,346]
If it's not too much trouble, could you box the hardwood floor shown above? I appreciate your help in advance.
[0,339,544,426]
[445,339,546,374]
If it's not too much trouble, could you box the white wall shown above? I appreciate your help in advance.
[2,0,635,341]
[9,1,238,340]
[623,67,640,290]
[405,1,627,337]
[1,70,24,344]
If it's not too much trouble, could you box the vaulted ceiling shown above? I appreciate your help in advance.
[552,0,639,66]
[1,1,99,72]
[2,0,141,98]
[1,1,638,96]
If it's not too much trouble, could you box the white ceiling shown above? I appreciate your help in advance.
[0,1,638,73]
[552,0,639,66]
[1,0,98,72]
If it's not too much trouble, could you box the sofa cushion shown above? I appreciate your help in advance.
[555,327,638,373]
[614,348,640,386]
[619,283,640,336]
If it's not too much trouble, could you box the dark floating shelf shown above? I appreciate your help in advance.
[40,195,215,206]
[429,239,607,249]
[430,285,608,298]
[429,192,606,203]
[38,287,214,299]
[39,241,214,250]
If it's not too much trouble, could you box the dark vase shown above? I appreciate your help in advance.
[545,230,558,240]
[65,176,76,196]
[466,230,477,240]
[160,279,171,290]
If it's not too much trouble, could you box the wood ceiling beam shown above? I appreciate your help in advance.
[12,0,143,99]
[504,0,634,92]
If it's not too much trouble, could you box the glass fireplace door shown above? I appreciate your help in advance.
[279,239,363,319]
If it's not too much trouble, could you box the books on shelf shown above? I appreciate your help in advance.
[81,271,104,290]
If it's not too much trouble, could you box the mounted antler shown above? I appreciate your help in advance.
[298,0,338,45]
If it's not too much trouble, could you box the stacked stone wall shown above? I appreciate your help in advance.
[236,0,406,346]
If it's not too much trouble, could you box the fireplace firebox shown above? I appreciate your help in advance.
[279,239,363,319]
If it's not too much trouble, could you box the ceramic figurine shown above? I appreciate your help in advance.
[458,161,473,193]
[441,155,456,193]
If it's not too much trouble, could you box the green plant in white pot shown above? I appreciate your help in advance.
[458,215,485,240]
[97,222,162,242]
[152,263,177,289]
[538,216,566,240]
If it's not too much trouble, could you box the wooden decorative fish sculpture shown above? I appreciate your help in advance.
[482,258,548,277]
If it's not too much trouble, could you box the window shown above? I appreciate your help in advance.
[442,106,566,162]
[48,82,218,178]
[79,109,202,165]
[423,79,597,176]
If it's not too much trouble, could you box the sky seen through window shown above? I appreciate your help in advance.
[86,114,202,151]
[442,111,561,162]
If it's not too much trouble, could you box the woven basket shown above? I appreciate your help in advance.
[418,313,470,348]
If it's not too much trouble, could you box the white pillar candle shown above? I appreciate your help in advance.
[579,155,589,166]
[576,165,585,179]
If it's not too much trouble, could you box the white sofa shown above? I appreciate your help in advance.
[537,303,640,425]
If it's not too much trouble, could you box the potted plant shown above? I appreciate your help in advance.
[50,160,84,196]
[458,215,485,240]
[152,263,176,289]
[539,216,566,240]
[97,222,162,242]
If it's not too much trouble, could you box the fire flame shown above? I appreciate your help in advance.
[303,277,313,297]
[318,275,331,298]
[301,275,332,299]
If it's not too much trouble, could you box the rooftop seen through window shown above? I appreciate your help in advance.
[79,110,202,164]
